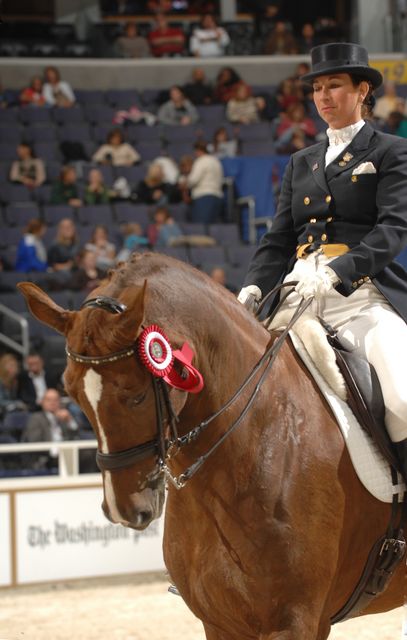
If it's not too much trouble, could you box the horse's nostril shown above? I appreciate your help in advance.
[136,510,153,528]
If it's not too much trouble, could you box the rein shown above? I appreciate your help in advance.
[66,285,309,488]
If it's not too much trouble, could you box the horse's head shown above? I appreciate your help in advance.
[19,254,264,530]
[18,262,196,530]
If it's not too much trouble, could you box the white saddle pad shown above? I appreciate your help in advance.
[289,331,405,503]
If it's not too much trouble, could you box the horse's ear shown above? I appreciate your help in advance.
[17,282,76,337]
[114,280,147,342]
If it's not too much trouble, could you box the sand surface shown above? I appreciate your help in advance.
[0,573,405,640]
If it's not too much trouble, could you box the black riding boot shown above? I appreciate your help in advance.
[394,438,407,483]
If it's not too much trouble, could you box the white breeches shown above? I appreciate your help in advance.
[282,253,407,443]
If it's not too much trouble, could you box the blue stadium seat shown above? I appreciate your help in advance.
[0,292,27,311]
[127,124,163,142]
[163,125,200,142]
[0,143,18,162]
[237,122,272,141]
[1,184,32,204]
[208,223,241,245]
[156,246,189,262]
[26,123,58,143]
[189,246,226,268]
[92,122,122,144]
[0,107,20,123]
[141,88,161,107]
[59,123,92,143]
[85,106,116,126]
[241,140,275,156]
[132,140,163,161]
[112,165,145,185]
[19,108,52,125]
[226,244,256,267]
[33,184,53,205]
[75,90,106,105]
[52,105,85,124]
[76,204,114,226]
[34,141,62,162]
[4,202,40,226]
[105,89,140,109]
[180,222,206,236]
[113,202,150,228]
[166,141,194,161]
[45,160,62,182]
[0,271,26,289]
[2,411,30,438]
[42,204,75,225]
[0,123,23,144]
[196,105,225,122]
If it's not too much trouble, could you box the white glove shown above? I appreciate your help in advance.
[295,265,340,300]
[237,285,262,311]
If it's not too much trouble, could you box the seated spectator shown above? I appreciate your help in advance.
[9,143,46,189]
[92,128,141,166]
[116,222,149,262]
[51,166,82,207]
[381,111,405,135]
[19,76,46,107]
[115,21,150,58]
[147,206,183,247]
[263,21,298,55]
[47,218,80,273]
[67,249,106,292]
[22,388,79,470]
[85,224,116,271]
[15,219,48,272]
[275,102,317,139]
[373,81,406,123]
[275,102,317,153]
[134,162,180,204]
[84,168,111,205]
[42,65,76,108]
[213,66,246,104]
[189,13,230,58]
[293,62,313,102]
[297,22,317,54]
[182,67,213,105]
[276,77,303,112]
[148,13,186,57]
[17,352,59,412]
[208,126,238,158]
[0,353,24,415]
[187,140,224,224]
[226,83,263,124]
[209,265,237,293]
[157,86,199,126]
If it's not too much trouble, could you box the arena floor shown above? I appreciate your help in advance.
[0,572,404,640]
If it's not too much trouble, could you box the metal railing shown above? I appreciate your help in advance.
[0,440,98,478]
[0,302,30,358]
[236,195,273,244]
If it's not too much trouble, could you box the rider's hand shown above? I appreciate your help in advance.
[237,285,262,312]
[295,265,340,300]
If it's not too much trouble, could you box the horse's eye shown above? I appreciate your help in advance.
[132,390,147,406]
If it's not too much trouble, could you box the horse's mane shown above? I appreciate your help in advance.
[80,252,266,353]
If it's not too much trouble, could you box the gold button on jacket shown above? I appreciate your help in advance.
[304,196,310,205]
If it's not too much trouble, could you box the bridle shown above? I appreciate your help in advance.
[66,288,311,489]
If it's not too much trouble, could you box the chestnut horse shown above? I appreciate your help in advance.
[18,253,404,640]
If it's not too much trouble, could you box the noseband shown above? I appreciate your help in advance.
[66,289,311,488]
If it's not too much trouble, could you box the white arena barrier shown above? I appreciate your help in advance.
[0,441,165,588]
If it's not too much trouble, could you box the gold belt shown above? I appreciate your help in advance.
[296,243,350,259]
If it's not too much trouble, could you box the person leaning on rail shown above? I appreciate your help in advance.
[238,42,407,479]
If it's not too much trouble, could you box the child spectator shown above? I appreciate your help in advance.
[9,143,46,189]
[275,102,317,153]
[189,13,230,57]
[51,166,82,207]
[84,168,111,205]
[148,13,186,57]
[19,76,46,107]
[134,162,180,204]
[67,250,106,292]
[42,65,76,108]
[85,224,116,271]
[276,77,303,112]
[92,128,141,166]
[115,21,150,58]
[116,222,149,262]
[226,83,263,124]
[208,126,238,158]
[47,218,80,273]
[15,219,48,272]
[157,86,199,126]
[147,206,182,247]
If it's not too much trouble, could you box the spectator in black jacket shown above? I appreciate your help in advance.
[17,352,60,412]
[182,67,213,105]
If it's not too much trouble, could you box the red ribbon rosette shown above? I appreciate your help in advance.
[138,325,204,394]
[137,325,174,377]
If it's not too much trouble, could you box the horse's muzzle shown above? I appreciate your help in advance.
[101,477,165,530]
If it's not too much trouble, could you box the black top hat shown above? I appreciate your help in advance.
[301,42,383,89]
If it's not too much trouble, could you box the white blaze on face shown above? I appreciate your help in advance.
[83,368,122,522]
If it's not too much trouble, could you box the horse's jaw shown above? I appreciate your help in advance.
[101,476,166,530]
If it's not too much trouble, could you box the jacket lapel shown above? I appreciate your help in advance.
[304,141,329,193]
[325,122,375,182]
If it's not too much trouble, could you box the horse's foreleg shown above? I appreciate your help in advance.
[202,618,331,640]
